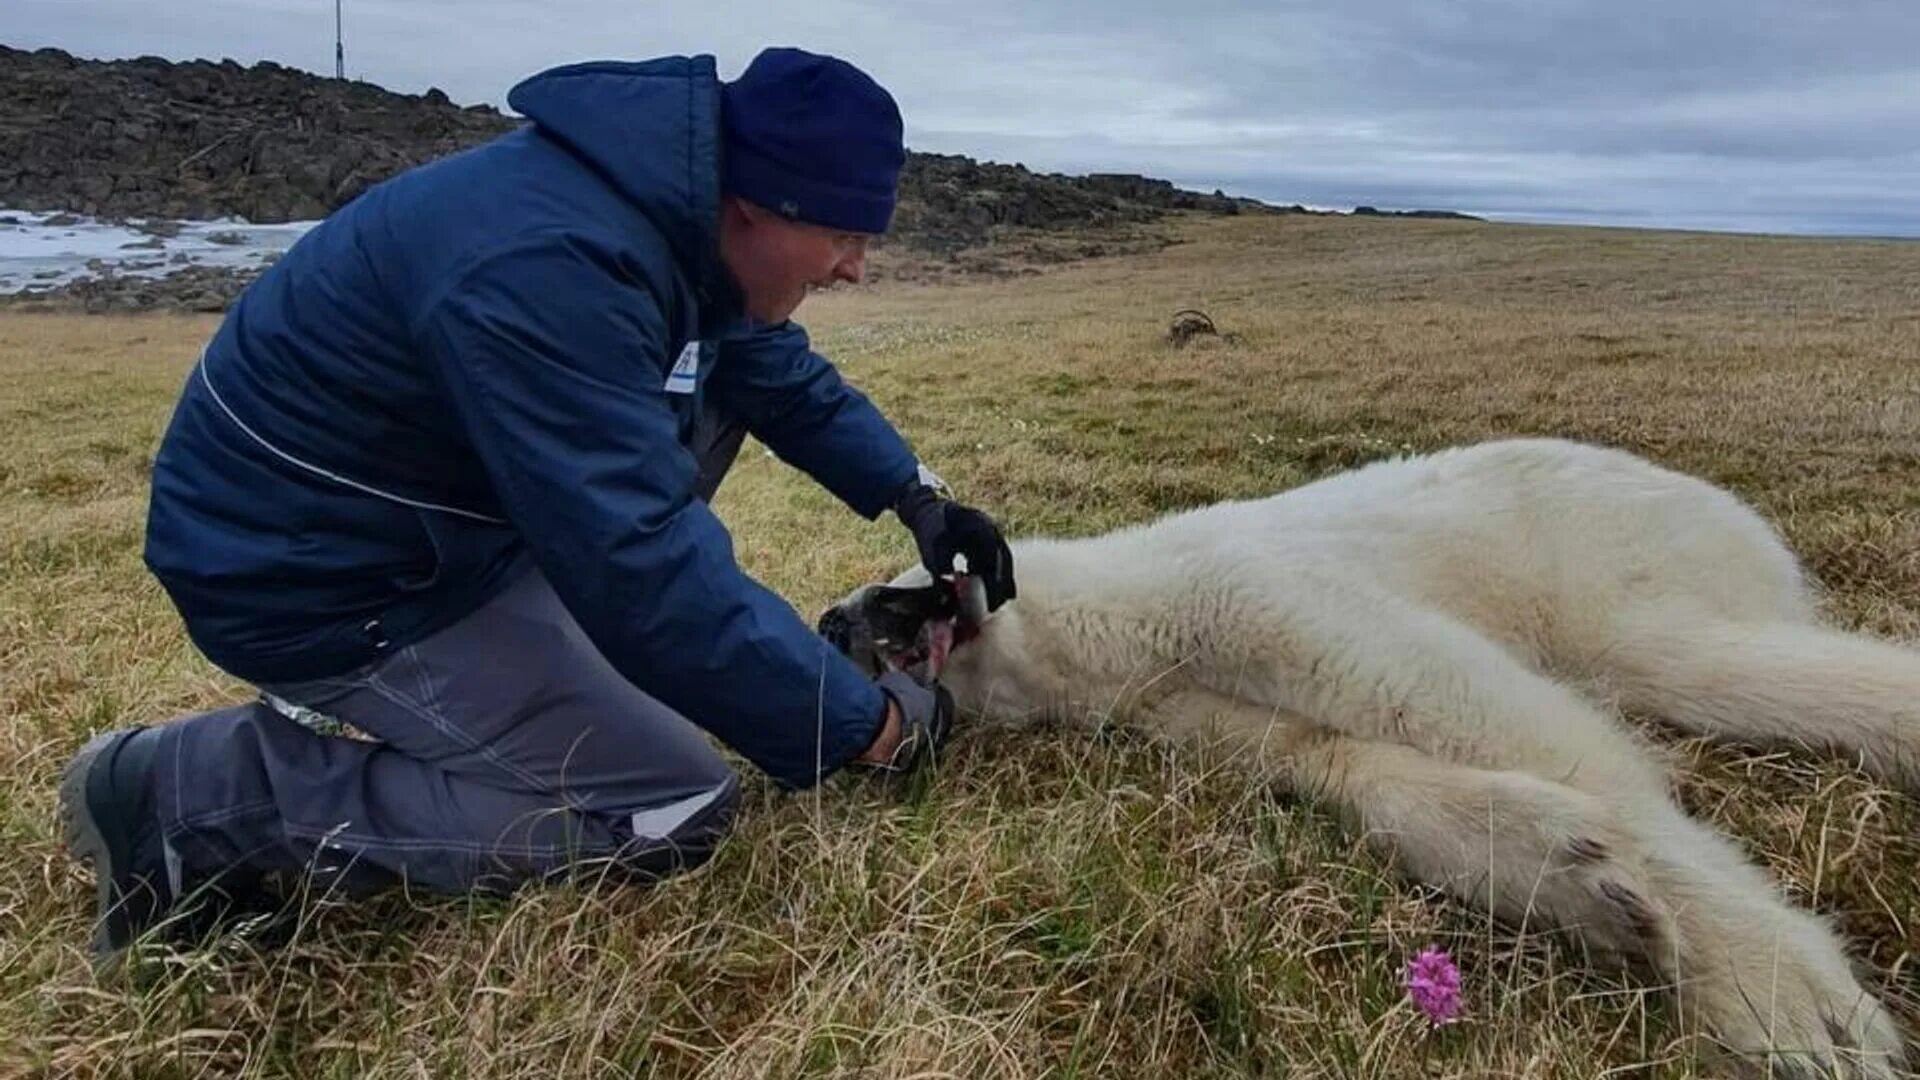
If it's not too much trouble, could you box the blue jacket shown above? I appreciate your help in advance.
[143,56,922,788]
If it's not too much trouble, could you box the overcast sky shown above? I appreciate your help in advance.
[10,0,1920,237]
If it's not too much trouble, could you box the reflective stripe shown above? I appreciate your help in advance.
[628,781,730,842]
[162,835,184,901]
[196,356,508,524]
[915,461,953,500]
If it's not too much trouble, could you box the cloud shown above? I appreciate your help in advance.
[8,0,1918,236]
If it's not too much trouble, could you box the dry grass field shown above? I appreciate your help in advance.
[3,212,1917,1077]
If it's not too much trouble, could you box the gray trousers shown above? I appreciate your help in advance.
[153,406,749,897]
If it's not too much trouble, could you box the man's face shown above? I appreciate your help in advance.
[719,198,872,324]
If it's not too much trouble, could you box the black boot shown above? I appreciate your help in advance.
[62,727,302,959]
[59,726,180,956]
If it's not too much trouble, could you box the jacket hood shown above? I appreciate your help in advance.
[507,55,730,302]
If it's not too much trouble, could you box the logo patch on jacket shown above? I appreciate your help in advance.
[665,341,702,394]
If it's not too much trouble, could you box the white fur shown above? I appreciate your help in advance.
[851,437,1916,1076]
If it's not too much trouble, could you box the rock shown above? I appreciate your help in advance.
[205,230,247,245]
[44,212,82,226]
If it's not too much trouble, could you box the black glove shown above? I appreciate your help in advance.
[894,483,1017,611]
[860,669,956,773]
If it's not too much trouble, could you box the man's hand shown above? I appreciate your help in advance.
[894,484,1017,611]
[854,670,955,772]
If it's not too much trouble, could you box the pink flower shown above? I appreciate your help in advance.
[1405,946,1462,1025]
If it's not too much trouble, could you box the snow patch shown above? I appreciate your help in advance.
[0,207,317,295]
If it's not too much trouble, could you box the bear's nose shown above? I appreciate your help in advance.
[815,606,856,656]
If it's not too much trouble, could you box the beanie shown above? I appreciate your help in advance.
[720,47,906,234]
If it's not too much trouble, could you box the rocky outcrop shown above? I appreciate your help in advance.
[0,43,1477,311]
[1351,205,1480,220]
[894,155,1153,255]
[0,44,1274,247]
[892,155,1263,254]
[0,45,517,223]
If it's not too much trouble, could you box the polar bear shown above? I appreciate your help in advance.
[822,437,1916,1077]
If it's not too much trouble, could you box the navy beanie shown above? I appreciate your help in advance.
[720,47,906,234]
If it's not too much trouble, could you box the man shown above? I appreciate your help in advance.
[57,47,1017,956]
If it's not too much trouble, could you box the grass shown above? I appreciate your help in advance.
[2,212,1918,1077]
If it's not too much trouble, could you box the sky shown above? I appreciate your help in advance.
[8,0,1920,238]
